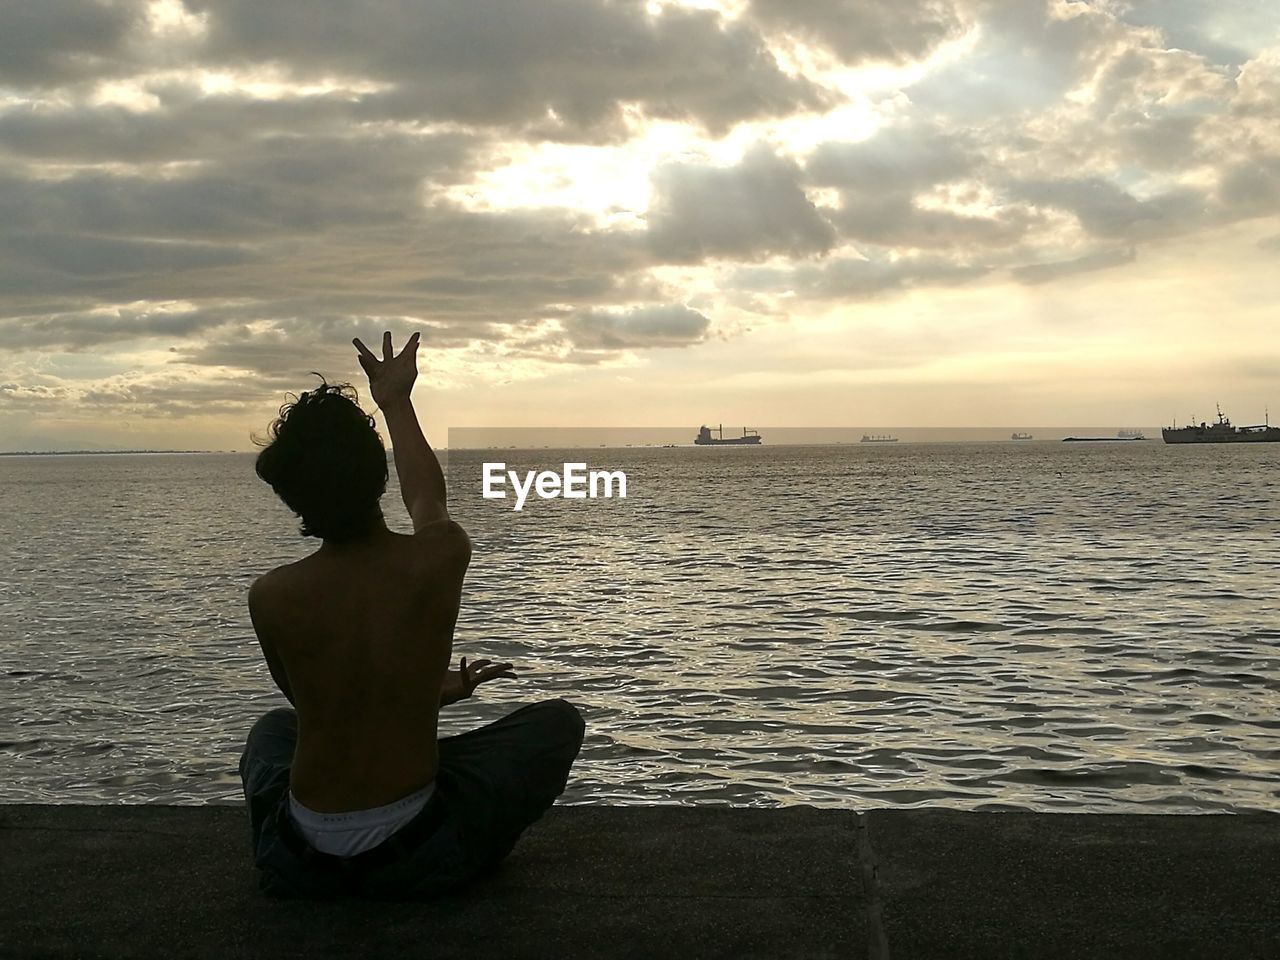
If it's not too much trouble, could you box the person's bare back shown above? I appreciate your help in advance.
[249,522,470,813]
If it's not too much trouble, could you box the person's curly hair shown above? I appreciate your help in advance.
[252,373,389,543]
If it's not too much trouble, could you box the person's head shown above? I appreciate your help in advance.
[252,373,389,544]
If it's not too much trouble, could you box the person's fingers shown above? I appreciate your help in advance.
[382,330,393,360]
[352,338,378,362]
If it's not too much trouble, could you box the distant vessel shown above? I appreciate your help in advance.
[1011,432,1033,441]
[695,424,761,445]
[1162,405,1280,444]
[1062,436,1142,442]
[861,434,898,443]
[1117,429,1146,440]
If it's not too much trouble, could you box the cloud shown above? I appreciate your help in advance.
[1009,177,1211,242]
[1110,0,1280,67]
[0,173,664,351]
[0,0,148,87]
[1218,155,1280,214]
[0,231,255,278]
[802,122,1038,250]
[646,144,837,263]
[183,0,837,139]
[746,0,966,65]
[1011,245,1137,284]
[165,315,504,379]
[0,127,486,236]
[829,194,1031,249]
[563,303,710,350]
[732,252,989,301]
[806,125,975,193]
[2,0,1280,438]
[905,0,1116,120]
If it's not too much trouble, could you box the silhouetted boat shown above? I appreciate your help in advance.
[695,425,761,445]
[861,434,897,443]
[1162,405,1280,444]
[1117,429,1146,440]
[1011,432,1033,440]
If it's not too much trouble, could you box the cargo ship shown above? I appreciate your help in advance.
[1011,432,1033,441]
[695,424,762,445]
[1162,405,1280,444]
[861,434,898,443]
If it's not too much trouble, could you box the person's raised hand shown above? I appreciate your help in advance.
[352,330,420,409]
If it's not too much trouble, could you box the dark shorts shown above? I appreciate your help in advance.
[238,699,586,900]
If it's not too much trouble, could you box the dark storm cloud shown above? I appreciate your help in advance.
[183,0,837,139]
[646,145,837,263]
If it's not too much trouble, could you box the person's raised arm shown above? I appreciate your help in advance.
[353,330,449,531]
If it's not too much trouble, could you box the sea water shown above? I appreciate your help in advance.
[1,442,1277,811]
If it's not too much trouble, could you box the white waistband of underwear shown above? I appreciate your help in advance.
[288,781,436,857]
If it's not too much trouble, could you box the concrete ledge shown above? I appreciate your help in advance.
[2,805,1277,959]
[866,809,1280,960]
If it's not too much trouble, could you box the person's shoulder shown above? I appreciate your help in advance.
[249,560,313,610]
[405,519,471,565]
[247,565,295,625]
[250,563,290,598]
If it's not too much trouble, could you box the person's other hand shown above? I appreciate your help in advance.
[352,330,420,409]
[442,656,518,704]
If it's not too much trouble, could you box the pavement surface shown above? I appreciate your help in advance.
[2,804,1277,959]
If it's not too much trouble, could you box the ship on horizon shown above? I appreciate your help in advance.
[1162,405,1280,444]
[1011,432,1033,441]
[861,434,898,443]
[695,424,762,445]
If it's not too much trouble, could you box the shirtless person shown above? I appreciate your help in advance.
[238,330,585,900]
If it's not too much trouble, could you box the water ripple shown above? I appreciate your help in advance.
[1,444,1278,811]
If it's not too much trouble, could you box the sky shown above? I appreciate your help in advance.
[1,0,1278,451]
